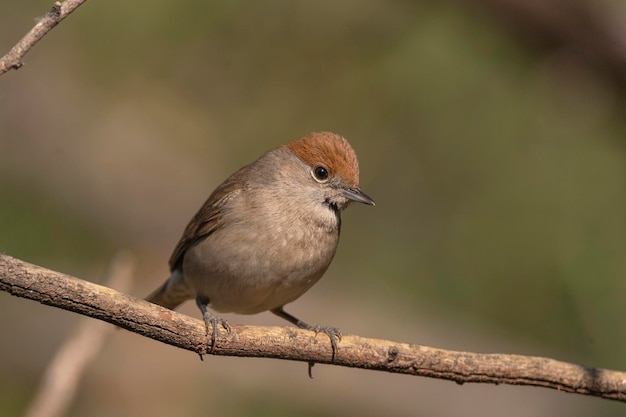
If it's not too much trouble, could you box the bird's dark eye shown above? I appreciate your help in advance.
[312,166,329,182]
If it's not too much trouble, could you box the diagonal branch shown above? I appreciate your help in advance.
[1,253,625,402]
[0,0,88,76]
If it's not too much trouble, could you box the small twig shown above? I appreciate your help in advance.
[22,252,134,417]
[1,253,625,402]
[0,0,88,76]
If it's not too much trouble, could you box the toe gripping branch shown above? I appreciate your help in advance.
[271,307,342,361]
[196,297,231,357]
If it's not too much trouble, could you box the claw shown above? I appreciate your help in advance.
[203,313,231,353]
[312,325,342,360]
[197,297,230,354]
[271,307,342,361]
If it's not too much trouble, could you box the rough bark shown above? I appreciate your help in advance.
[1,253,625,402]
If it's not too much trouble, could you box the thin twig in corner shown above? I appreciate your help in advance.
[0,0,88,76]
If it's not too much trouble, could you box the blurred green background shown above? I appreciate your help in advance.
[1,0,625,416]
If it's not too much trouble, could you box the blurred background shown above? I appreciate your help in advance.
[1,0,625,416]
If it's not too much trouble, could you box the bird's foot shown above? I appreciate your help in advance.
[304,323,342,360]
[201,311,231,353]
[270,307,342,361]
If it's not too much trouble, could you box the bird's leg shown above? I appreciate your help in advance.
[271,307,341,360]
[196,296,231,354]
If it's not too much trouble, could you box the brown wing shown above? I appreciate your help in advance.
[168,165,250,271]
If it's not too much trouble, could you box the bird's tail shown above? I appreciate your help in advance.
[145,270,194,310]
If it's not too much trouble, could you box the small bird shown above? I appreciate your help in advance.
[146,132,374,355]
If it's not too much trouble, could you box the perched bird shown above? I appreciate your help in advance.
[146,132,374,354]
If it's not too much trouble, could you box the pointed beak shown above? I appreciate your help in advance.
[342,188,375,206]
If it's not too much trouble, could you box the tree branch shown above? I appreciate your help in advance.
[0,0,88,76]
[22,252,134,417]
[1,253,625,402]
